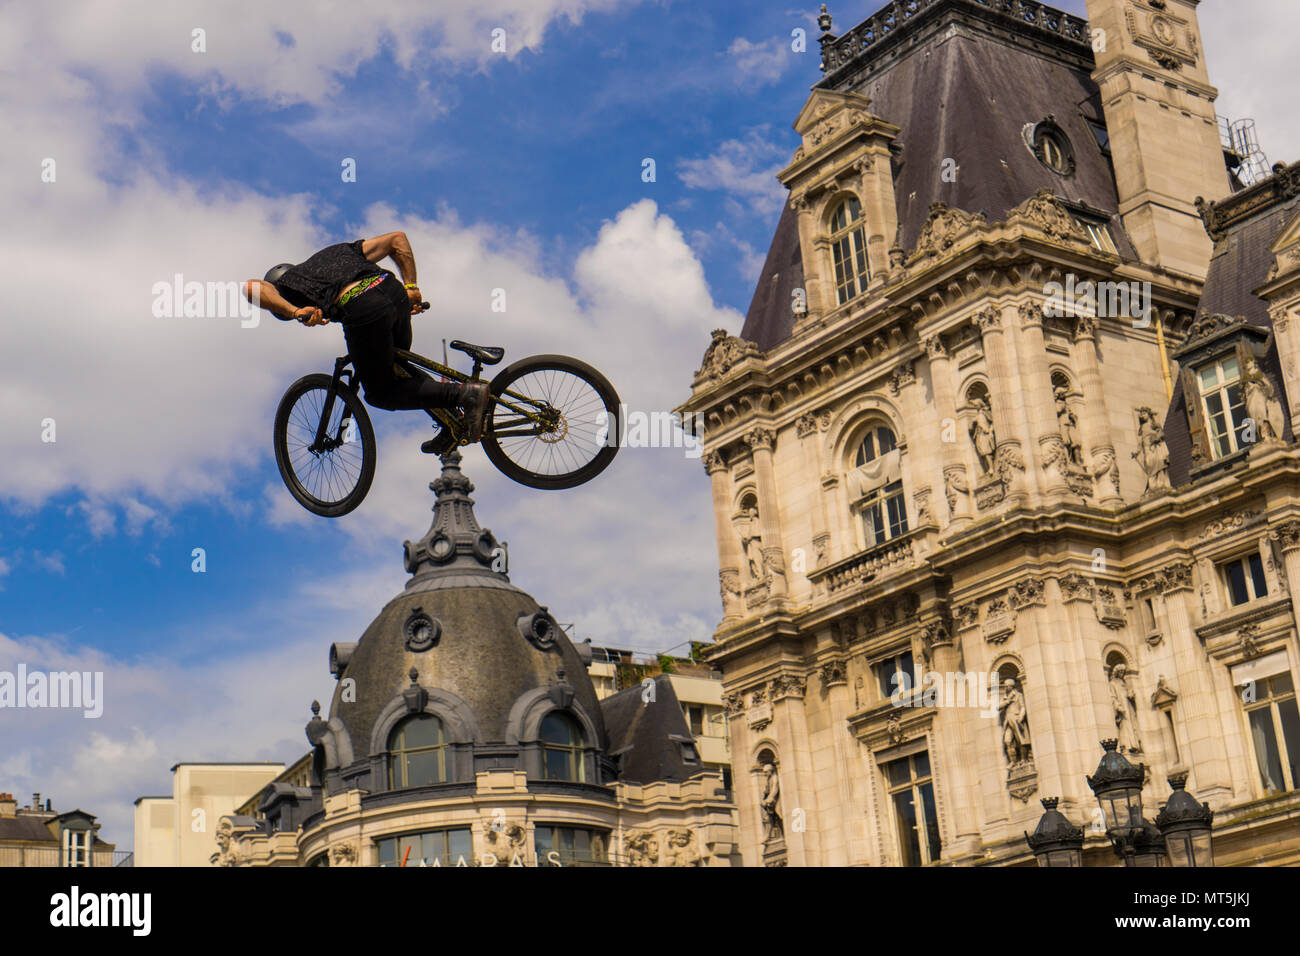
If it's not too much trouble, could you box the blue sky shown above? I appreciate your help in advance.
[0,0,1294,849]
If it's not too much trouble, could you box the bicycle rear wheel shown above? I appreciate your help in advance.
[273,373,376,517]
[482,354,620,490]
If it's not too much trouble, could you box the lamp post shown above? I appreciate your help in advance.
[1024,797,1084,867]
[1026,741,1214,867]
[1156,771,1215,867]
[1085,738,1166,866]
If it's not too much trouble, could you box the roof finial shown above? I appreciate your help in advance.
[818,4,833,35]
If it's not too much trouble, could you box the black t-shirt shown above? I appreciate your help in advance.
[272,240,387,317]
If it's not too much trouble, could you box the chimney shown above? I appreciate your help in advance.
[0,794,15,818]
[31,792,40,812]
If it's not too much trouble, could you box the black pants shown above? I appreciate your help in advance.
[336,275,462,411]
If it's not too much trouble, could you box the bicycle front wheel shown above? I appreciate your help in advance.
[482,355,620,490]
[273,373,376,517]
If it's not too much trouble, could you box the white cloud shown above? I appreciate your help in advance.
[3,0,635,111]
[34,551,66,575]
[677,126,790,217]
[726,36,792,87]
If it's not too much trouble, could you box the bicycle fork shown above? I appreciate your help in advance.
[311,356,358,454]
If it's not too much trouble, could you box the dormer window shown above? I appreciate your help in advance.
[1074,215,1118,255]
[830,196,870,304]
[540,712,585,782]
[1196,355,1248,458]
[388,714,450,789]
[1028,118,1076,176]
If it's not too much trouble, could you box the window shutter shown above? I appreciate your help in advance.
[1180,364,1209,465]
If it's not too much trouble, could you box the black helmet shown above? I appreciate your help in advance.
[264,262,294,284]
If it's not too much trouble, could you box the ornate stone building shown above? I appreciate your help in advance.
[212,451,738,867]
[679,0,1300,865]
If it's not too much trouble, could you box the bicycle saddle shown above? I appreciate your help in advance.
[449,340,504,366]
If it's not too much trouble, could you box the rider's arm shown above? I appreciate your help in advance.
[243,280,323,324]
[360,232,417,286]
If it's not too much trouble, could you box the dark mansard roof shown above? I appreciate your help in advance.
[1163,169,1300,485]
[600,675,709,785]
[741,0,1131,351]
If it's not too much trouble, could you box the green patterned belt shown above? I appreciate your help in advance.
[336,274,387,307]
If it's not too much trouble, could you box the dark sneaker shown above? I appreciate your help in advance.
[460,382,491,443]
[421,431,452,455]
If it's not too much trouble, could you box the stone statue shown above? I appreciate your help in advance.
[1055,387,1083,467]
[665,829,702,867]
[998,678,1032,764]
[739,506,765,582]
[1109,663,1143,754]
[1243,356,1285,442]
[967,396,997,474]
[1133,406,1171,492]
[759,763,783,845]
[210,818,244,867]
[624,830,659,867]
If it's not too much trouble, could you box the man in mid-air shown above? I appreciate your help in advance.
[244,231,489,451]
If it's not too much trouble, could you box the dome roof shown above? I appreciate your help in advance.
[324,450,607,771]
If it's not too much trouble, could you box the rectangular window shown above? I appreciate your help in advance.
[1140,597,1160,641]
[687,705,704,737]
[883,751,942,866]
[1073,217,1118,255]
[377,827,473,867]
[1197,356,1249,458]
[62,829,90,867]
[875,651,915,701]
[534,826,609,867]
[861,481,908,548]
[1222,552,1268,606]
[1241,672,1300,794]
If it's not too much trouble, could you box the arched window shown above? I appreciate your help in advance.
[540,713,585,782]
[388,714,450,789]
[830,196,870,305]
[848,422,906,548]
[855,425,897,466]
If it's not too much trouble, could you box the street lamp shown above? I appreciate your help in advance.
[1024,797,1084,867]
[1085,739,1152,866]
[1156,771,1215,867]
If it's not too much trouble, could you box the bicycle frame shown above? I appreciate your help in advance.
[317,349,561,449]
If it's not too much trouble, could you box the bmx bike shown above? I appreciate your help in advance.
[272,338,621,517]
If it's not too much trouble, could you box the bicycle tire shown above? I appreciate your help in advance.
[273,373,377,517]
[482,354,620,490]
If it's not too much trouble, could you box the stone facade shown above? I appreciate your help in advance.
[678,0,1300,866]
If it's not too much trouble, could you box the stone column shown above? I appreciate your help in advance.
[974,306,1028,507]
[1156,562,1232,800]
[889,360,932,525]
[1271,522,1300,620]
[703,451,745,621]
[797,413,833,578]
[923,333,971,527]
[744,427,788,601]
[1267,306,1300,434]
[1015,301,1068,496]
[790,192,831,320]
[1073,316,1122,506]
[924,616,982,857]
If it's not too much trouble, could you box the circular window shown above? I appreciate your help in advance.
[404,608,441,652]
[1027,117,1075,176]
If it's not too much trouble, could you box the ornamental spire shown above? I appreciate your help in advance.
[402,449,507,583]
